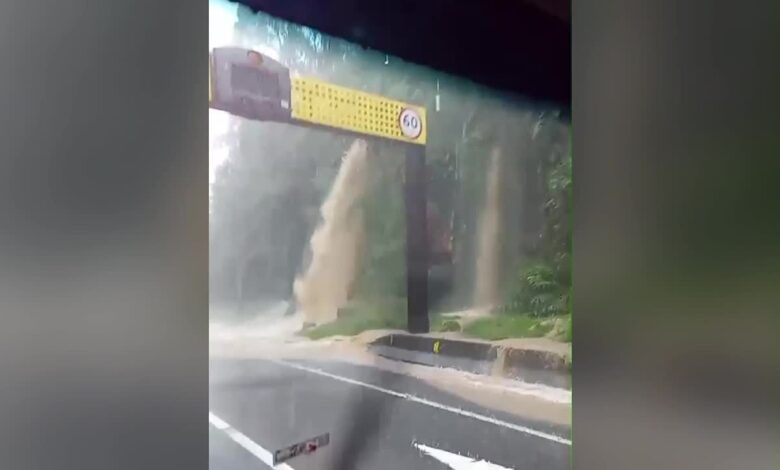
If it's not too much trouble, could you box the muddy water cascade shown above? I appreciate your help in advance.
[474,146,504,309]
[294,139,370,325]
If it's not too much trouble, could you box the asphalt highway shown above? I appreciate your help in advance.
[209,358,570,469]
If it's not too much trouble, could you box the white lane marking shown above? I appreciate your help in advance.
[209,412,230,430]
[209,411,295,470]
[462,374,571,405]
[271,360,572,446]
[414,442,514,470]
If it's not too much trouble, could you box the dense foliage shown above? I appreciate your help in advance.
[503,143,572,317]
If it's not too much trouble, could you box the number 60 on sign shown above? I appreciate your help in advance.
[399,108,423,140]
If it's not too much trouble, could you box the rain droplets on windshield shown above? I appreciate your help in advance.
[209,2,571,468]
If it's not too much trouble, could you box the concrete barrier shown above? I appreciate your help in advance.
[369,333,571,389]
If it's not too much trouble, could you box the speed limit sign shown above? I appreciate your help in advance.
[399,108,423,140]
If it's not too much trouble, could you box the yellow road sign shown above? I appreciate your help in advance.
[290,76,427,145]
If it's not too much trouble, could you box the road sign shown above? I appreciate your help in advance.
[290,76,427,144]
[209,47,292,122]
[209,47,430,333]
[399,108,423,139]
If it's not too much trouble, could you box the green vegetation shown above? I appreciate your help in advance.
[430,315,462,333]
[352,144,407,300]
[462,315,555,341]
[302,306,464,340]
[503,262,569,317]
[495,145,573,334]
[562,315,572,342]
[303,300,406,340]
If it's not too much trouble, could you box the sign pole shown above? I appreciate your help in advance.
[405,143,429,333]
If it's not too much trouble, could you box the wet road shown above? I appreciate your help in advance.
[209,358,570,469]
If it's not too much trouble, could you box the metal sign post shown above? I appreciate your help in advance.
[209,47,429,333]
[404,142,429,333]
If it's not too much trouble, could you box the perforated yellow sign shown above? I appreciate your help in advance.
[290,76,427,145]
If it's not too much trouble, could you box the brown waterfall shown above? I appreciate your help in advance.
[293,139,369,324]
[474,146,504,309]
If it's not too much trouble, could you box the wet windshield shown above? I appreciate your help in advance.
[209,1,572,468]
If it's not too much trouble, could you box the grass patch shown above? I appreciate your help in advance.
[303,301,406,340]
[304,304,467,339]
[430,314,461,333]
[562,315,572,342]
[462,315,555,341]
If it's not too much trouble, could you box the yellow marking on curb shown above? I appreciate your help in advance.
[433,340,441,354]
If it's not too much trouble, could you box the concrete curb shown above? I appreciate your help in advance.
[369,334,571,389]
